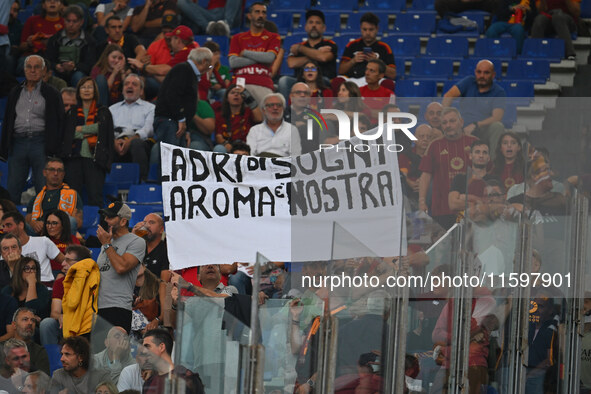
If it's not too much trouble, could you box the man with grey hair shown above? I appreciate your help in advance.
[247,93,302,157]
[1,308,50,375]
[109,74,155,180]
[44,4,97,86]
[418,107,477,229]
[152,47,213,165]
[1,338,30,389]
[0,54,65,204]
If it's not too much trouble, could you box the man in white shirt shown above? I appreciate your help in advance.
[2,211,63,284]
[247,93,302,157]
[109,73,155,180]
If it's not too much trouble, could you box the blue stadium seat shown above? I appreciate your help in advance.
[383,36,421,61]
[17,205,27,216]
[44,344,63,375]
[89,247,101,261]
[410,0,435,10]
[283,34,307,52]
[474,38,517,61]
[361,0,405,12]
[436,12,484,37]
[409,58,454,80]
[80,205,100,233]
[128,204,164,227]
[442,79,461,94]
[498,80,535,98]
[425,36,469,58]
[521,38,564,62]
[105,163,140,190]
[395,80,437,97]
[392,13,436,36]
[267,0,310,11]
[280,59,294,77]
[505,59,550,84]
[267,11,293,34]
[193,35,230,56]
[345,13,384,35]
[18,7,34,23]
[127,184,163,205]
[457,58,503,78]
[395,57,407,78]
[332,35,357,51]
[502,104,517,128]
[314,0,359,11]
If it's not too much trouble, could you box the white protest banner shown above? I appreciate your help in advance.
[161,140,405,269]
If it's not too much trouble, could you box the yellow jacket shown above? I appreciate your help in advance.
[62,258,100,338]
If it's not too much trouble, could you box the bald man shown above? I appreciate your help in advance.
[285,82,325,154]
[424,102,444,140]
[132,213,171,328]
[92,326,135,384]
[442,59,505,159]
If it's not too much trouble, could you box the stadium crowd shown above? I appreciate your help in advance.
[0,0,590,392]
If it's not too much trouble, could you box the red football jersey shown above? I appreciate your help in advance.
[229,29,280,90]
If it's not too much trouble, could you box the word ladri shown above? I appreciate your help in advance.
[162,145,396,221]
[160,142,404,266]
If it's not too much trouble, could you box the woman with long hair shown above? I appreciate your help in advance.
[131,265,161,340]
[491,131,525,193]
[1,257,50,318]
[214,84,263,152]
[41,210,81,279]
[297,60,332,99]
[91,44,129,106]
[324,81,371,144]
[62,77,114,207]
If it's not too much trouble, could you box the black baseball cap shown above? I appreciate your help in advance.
[305,9,325,24]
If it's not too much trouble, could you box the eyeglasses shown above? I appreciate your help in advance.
[23,265,37,272]
[265,103,283,109]
[303,67,317,72]
[25,64,43,71]
[46,221,60,227]
[45,167,64,173]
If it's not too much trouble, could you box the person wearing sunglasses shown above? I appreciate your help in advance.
[297,60,333,99]
[278,9,337,100]
[1,257,50,319]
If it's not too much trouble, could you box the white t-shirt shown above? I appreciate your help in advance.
[22,236,60,282]
[246,120,302,157]
[117,363,143,392]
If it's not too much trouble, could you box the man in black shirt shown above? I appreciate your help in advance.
[132,212,170,328]
[448,140,498,218]
[335,12,396,93]
[96,16,146,60]
[152,47,212,166]
[278,10,338,99]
